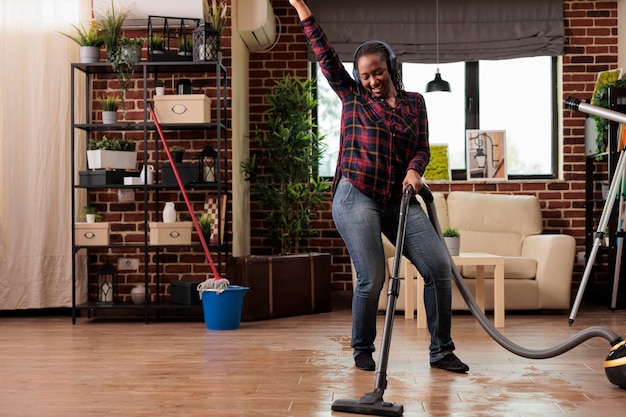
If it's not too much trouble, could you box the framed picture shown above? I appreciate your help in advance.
[466,130,507,180]
[423,144,450,180]
[204,194,227,244]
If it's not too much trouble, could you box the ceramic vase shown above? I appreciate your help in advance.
[163,202,176,223]
[130,285,149,305]
[140,164,154,185]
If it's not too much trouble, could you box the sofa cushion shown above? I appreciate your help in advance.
[447,191,542,257]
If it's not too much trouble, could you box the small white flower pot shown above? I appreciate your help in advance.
[444,236,460,256]
[155,86,165,96]
[79,46,100,63]
[102,111,118,125]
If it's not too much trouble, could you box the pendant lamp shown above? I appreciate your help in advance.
[426,0,451,92]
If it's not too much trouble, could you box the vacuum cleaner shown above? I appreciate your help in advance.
[332,183,626,417]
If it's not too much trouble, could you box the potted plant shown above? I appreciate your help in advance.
[148,34,165,55]
[59,22,103,63]
[97,94,120,124]
[154,79,165,96]
[95,0,131,61]
[236,74,332,320]
[87,135,137,170]
[169,146,185,163]
[81,206,102,223]
[197,213,212,244]
[178,35,193,56]
[110,36,143,113]
[193,0,229,61]
[590,78,626,154]
[443,226,461,256]
[242,75,329,254]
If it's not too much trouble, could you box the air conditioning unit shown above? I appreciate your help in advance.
[92,0,202,28]
[237,0,277,52]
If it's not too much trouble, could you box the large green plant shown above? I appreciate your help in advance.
[242,75,330,254]
[95,0,131,55]
[590,78,626,154]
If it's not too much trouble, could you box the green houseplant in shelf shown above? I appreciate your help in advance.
[59,22,103,63]
[80,206,103,223]
[87,135,137,170]
[95,0,131,61]
[590,77,626,155]
[197,213,213,244]
[169,146,185,163]
[97,94,120,124]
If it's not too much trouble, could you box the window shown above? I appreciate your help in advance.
[315,56,557,179]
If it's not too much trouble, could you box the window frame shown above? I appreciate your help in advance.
[312,56,560,181]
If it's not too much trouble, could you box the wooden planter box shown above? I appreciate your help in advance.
[228,253,331,321]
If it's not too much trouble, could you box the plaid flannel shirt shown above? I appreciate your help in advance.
[302,16,430,205]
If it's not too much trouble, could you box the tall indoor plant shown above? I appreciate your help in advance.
[95,0,131,60]
[242,74,330,254]
[193,0,229,61]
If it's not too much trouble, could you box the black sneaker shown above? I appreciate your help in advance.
[430,353,469,373]
[354,352,376,371]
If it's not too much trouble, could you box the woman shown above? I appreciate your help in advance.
[289,0,468,373]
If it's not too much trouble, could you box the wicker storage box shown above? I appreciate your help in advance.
[75,222,110,246]
[153,94,211,124]
[149,221,192,245]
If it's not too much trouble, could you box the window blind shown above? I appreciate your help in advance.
[306,0,564,63]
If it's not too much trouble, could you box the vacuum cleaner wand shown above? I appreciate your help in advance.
[332,185,418,417]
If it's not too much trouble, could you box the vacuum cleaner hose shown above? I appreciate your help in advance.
[419,185,626,388]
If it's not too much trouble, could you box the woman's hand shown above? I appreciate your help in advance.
[403,169,424,194]
[289,0,312,20]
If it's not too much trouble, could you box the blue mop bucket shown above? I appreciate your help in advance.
[200,285,249,330]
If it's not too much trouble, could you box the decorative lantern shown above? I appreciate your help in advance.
[199,145,217,182]
[192,25,221,62]
[96,262,117,303]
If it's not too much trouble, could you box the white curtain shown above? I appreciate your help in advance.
[0,0,91,309]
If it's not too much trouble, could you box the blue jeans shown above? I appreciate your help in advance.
[332,177,455,362]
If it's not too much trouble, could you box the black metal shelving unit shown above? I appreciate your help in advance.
[70,60,229,323]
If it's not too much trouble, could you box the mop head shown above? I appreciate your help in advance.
[197,277,230,294]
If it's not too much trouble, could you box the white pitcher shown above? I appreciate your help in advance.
[140,164,154,185]
[163,202,176,223]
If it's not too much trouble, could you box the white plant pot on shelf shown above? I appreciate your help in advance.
[102,111,118,124]
[87,150,137,170]
[79,46,100,63]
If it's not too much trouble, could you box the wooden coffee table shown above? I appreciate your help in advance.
[416,252,505,329]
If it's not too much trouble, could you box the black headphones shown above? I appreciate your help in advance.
[352,40,397,85]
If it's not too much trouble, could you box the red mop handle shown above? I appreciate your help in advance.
[148,105,222,280]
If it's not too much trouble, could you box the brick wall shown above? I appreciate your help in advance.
[247,0,620,294]
[89,1,617,300]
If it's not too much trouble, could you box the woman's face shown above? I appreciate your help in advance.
[356,54,395,99]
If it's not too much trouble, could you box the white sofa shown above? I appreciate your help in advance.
[352,191,576,314]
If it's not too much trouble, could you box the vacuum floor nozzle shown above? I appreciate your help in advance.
[331,398,404,417]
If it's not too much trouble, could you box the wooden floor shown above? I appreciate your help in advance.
[2,293,626,417]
